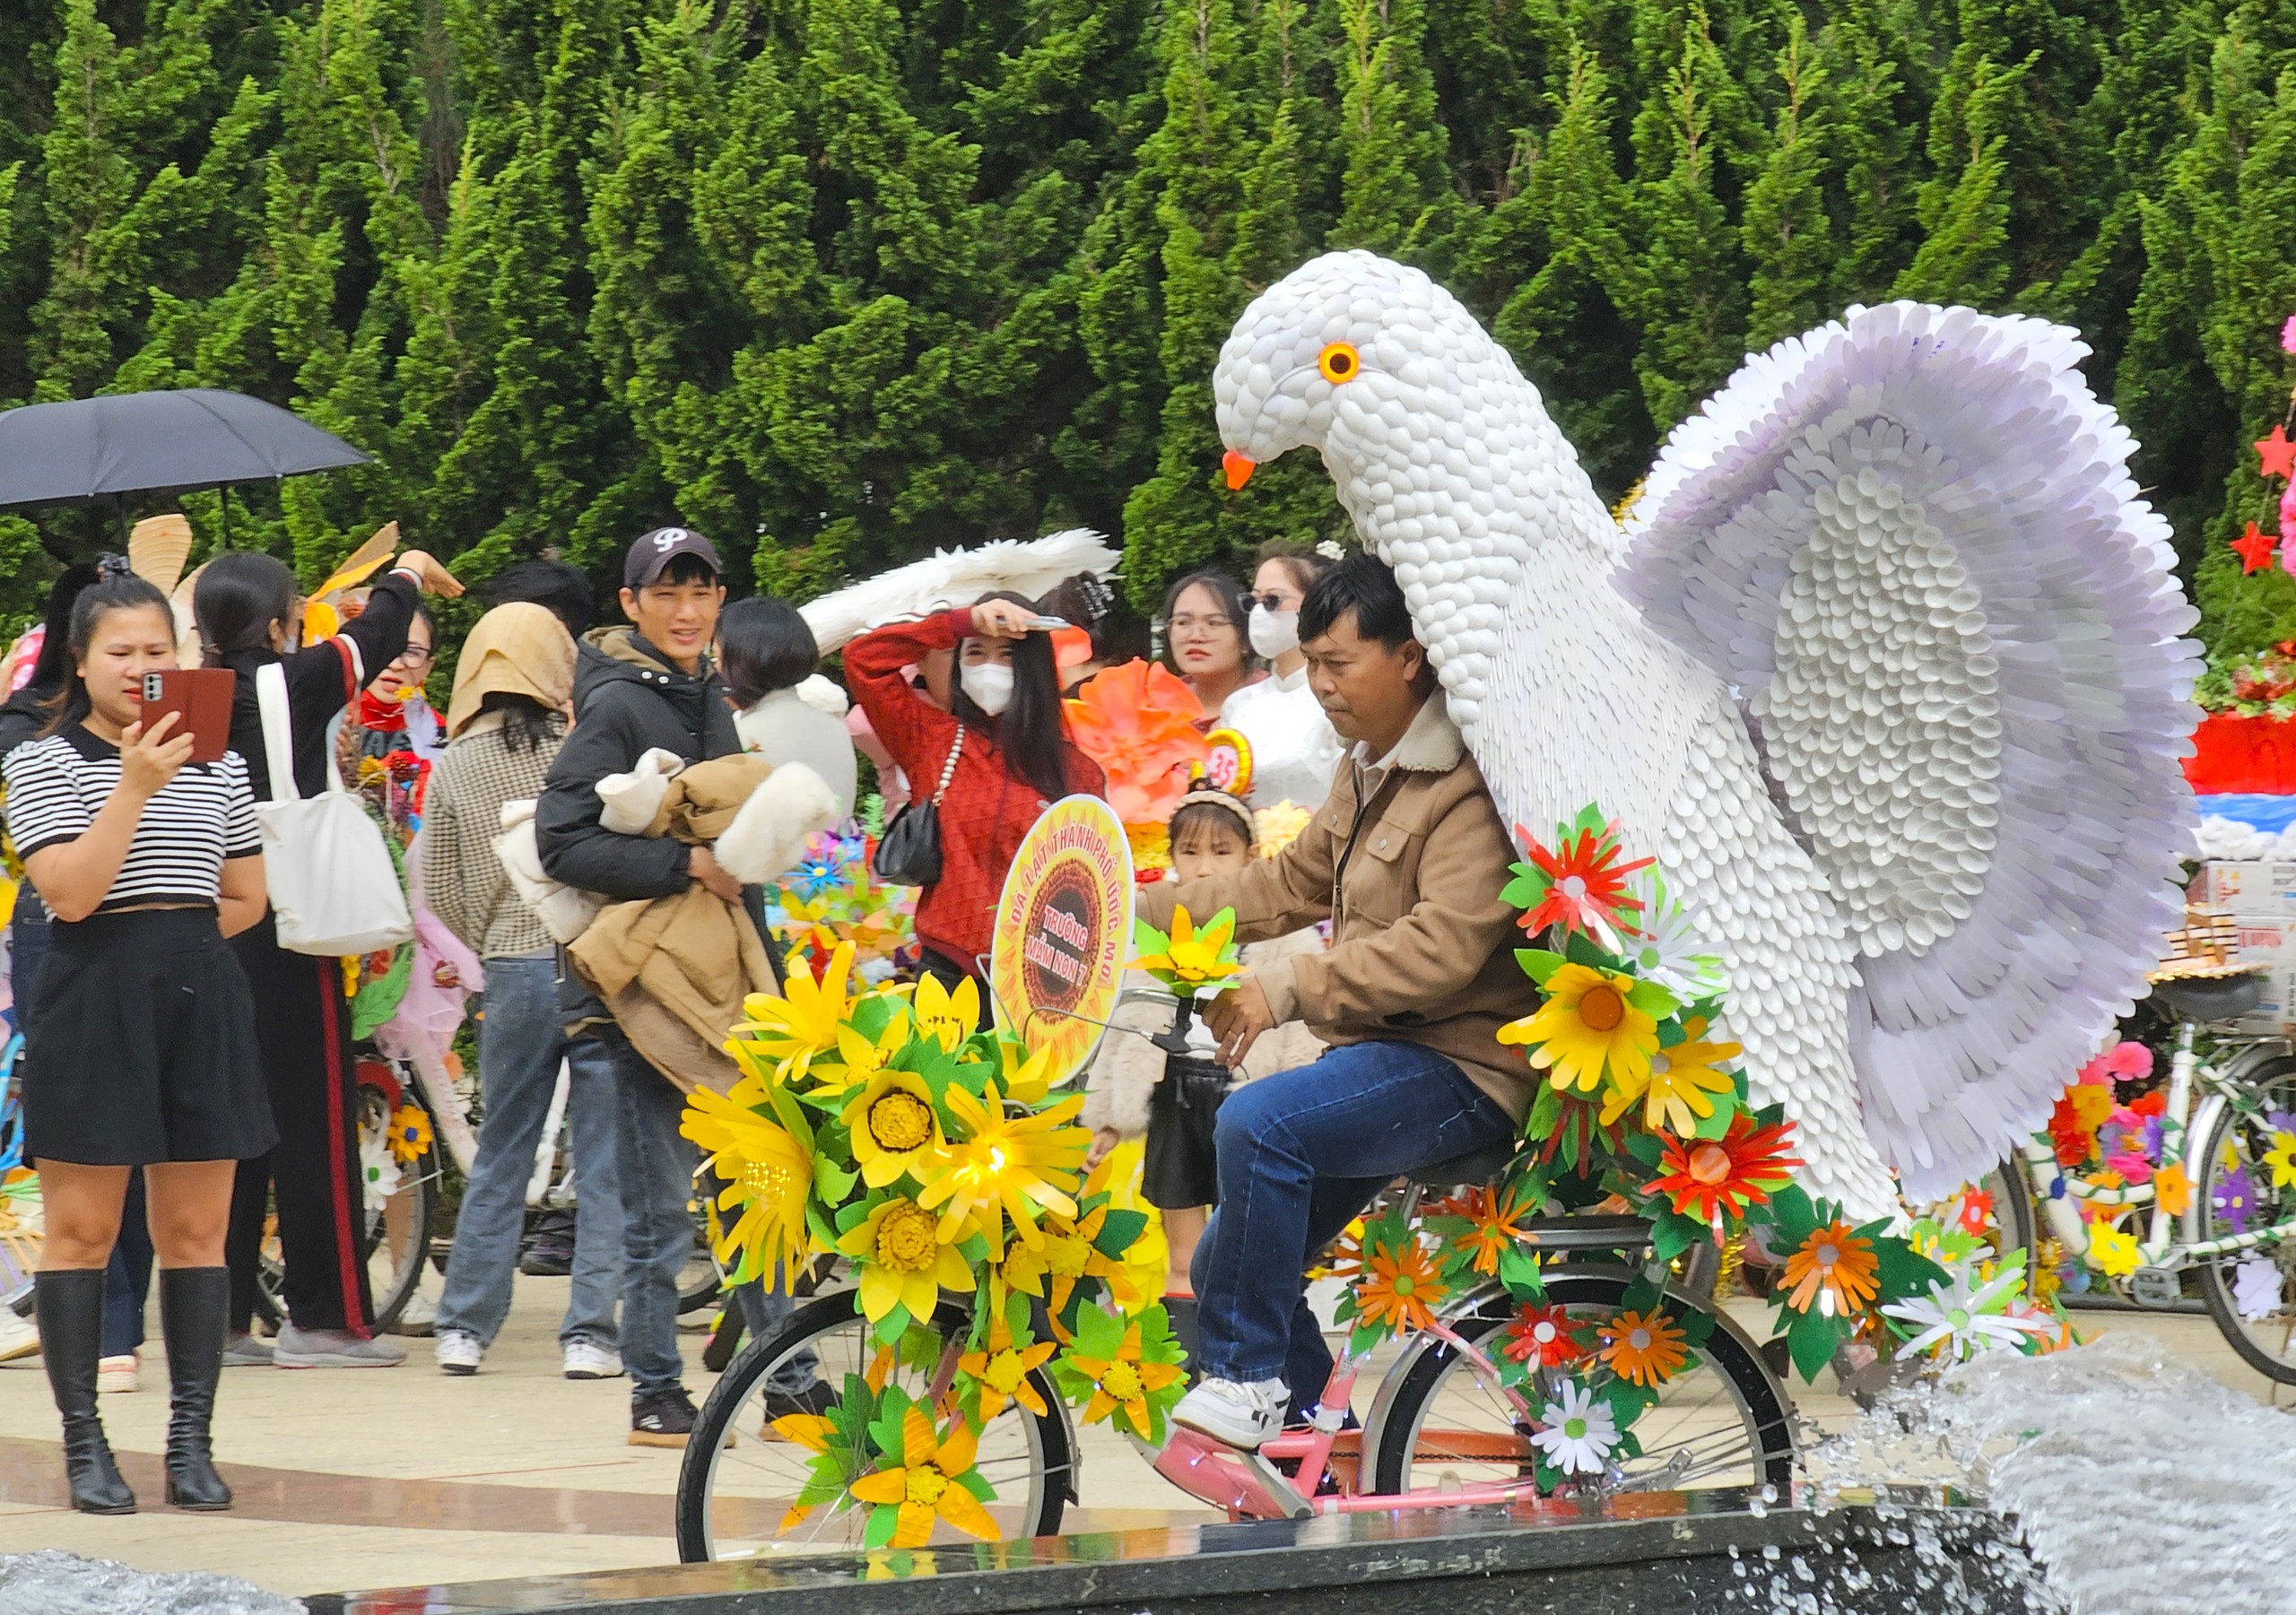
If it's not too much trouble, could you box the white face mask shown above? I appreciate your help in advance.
[961,662,1015,717]
[1248,603,1300,660]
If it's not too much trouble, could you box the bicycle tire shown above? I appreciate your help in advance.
[675,1289,1073,1562]
[1982,1158,2037,1267]
[252,1081,438,1332]
[2193,1055,2296,1385]
[1368,1270,1795,1498]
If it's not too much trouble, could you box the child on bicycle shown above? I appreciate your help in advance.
[1083,787,1321,1351]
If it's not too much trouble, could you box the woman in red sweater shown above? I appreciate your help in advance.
[846,594,1104,1014]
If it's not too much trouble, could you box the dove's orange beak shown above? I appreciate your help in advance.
[1222,450,1257,491]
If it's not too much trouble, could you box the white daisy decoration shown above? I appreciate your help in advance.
[2232,1255,2285,1323]
[1530,1379,1618,1476]
[1622,870,1726,1000]
[1882,1256,2050,1361]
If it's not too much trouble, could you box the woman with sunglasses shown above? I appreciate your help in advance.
[1218,543,1344,811]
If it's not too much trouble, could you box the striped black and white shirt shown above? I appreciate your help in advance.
[3,725,259,912]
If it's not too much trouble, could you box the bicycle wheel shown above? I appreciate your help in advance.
[1368,1269,1795,1498]
[1913,1161,2035,1267]
[357,1081,436,1331]
[675,1289,1074,1562]
[2193,1055,2296,1384]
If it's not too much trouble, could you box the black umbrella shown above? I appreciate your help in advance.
[0,388,370,524]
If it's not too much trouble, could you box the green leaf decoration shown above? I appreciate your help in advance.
[1094,1208,1150,1259]
[1625,978,1679,1019]
[1646,1203,1701,1263]
[1499,1241,1546,1302]
[1674,1304,1718,1350]
[1515,948,1567,986]
[1786,1307,1845,1384]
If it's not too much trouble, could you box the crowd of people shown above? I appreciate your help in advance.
[13,515,1513,1512]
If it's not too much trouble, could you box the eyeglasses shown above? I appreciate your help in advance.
[1246,592,1297,612]
[1167,614,1234,635]
[396,644,434,667]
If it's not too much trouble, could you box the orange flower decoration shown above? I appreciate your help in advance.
[1646,1114,1800,1229]
[956,1314,1057,1422]
[1354,1238,1447,1333]
[1782,1220,1880,1317]
[1063,660,1206,826]
[1430,1180,1540,1275]
[2154,1160,2193,1218]
[1599,1308,1688,1387]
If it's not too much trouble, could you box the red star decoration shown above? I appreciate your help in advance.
[2233,521,2278,574]
[2257,425,2296,482]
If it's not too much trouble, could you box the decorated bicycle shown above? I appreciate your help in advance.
[674,250,2197,1555]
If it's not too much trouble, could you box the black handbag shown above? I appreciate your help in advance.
[873,725,966,887]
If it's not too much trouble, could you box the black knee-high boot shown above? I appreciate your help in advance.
[32,1269,135,1514]
[158,1267,232,1510]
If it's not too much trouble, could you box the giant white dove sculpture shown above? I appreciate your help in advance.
[1215,250,2200,1216]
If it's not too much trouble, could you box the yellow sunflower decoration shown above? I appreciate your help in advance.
[909,973,979,1054]
[681,1086,815,1280]
[728,941,857,1087]
[1616,1017,1741,1134]
[845,1404,998,1546]
[836,1194,975,1325]
[1499,960,1660,1096]
[918,1081,1089,1257]
[843,1071,948,1189]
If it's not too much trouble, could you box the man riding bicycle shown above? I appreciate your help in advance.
[1136,554,1537,1449]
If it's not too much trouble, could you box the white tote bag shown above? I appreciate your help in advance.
[254,659,415,956]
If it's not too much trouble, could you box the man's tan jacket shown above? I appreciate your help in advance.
[1135,694,1538,1120]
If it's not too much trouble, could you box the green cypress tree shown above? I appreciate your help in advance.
[1740,14,1835,351]
[1328,0,1451,259]
[1892,49,2035,307]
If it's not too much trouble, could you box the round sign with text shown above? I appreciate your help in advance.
[989,795,1134,1088]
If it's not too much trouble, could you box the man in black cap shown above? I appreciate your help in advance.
[536,527,820,1445]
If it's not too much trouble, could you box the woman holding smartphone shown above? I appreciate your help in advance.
[6,567,272,1515]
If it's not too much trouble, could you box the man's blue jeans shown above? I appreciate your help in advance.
[593,1024,808,1398]
[436,953,624,1350]
[1189,1041,1514,1400]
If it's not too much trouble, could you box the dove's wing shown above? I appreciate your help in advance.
[1620,303,2201,1197]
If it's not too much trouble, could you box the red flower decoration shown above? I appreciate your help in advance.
[2233,521,2279,575]
[1510,817,1653,943]
[1500,1304,1584,1371]
[1646,1113,1801,1229]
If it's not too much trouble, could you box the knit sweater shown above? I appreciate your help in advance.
[844,609,1104,968]
[423,709,565,959]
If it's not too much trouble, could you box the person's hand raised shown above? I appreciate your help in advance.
[970,599,1039,641]
[118,712,195,802]
[394,549,465,598]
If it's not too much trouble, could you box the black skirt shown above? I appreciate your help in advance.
[1142,1055,1231,1210]
[23,907,275,1167]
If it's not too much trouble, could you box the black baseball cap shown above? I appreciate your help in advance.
[624,526,724,589]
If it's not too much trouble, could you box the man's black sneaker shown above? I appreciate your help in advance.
[631,1385,716,1449]
[760,1380,837,1437]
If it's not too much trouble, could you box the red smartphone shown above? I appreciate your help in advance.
[139,668,237,765]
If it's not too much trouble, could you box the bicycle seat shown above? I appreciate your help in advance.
[1410,1139,1519,1189]
[2148,969,2266,1024]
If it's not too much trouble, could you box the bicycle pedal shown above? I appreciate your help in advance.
[2128,1266,2182,1307]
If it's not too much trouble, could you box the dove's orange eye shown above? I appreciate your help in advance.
[1318,342,1361,384]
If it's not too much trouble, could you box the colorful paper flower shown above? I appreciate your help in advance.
[1429,1180,1539,1276]
[1501,1304,1584,1371]
[1648,1114,1801,1229]
[387,1103,433,1163]
[1619,871,1726,999]
[1353,1236,1448,1334]
[2264,1130,2296,1190]
[1782,1220,1880,1317]
[1131,905,1241,988]
[1507,812,1653,948]
[1599,1308,1688,1387]
[920,1081,1088,1257]
[836,1194,975,1324]
[956,1315,1057,1421]
[683,1086,816,1279]
[843,1071,949,1189]
[1000,1201,1137,1318]
[728,940,857,1085]
[2154,1161,2192,1218]
[1530,1379,1617,1476]
[1614,1018,1739,1135]
[2084,1220,2142,1280]
[848,1404,997,1546]
[821,1005,916,1097]
[1064,661,1207,826]
[1500,961,1659,1096]
[909,973,978,1054]
[1057,1311,1187,1440]
[1882,1260,2049,1360]
[2213,1165,2260,1235]
[2232,1255,2284,1323]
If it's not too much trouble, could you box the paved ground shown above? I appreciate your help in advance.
[0,1278,2284,1601]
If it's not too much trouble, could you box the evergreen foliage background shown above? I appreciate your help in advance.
[1,0,2293,659]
